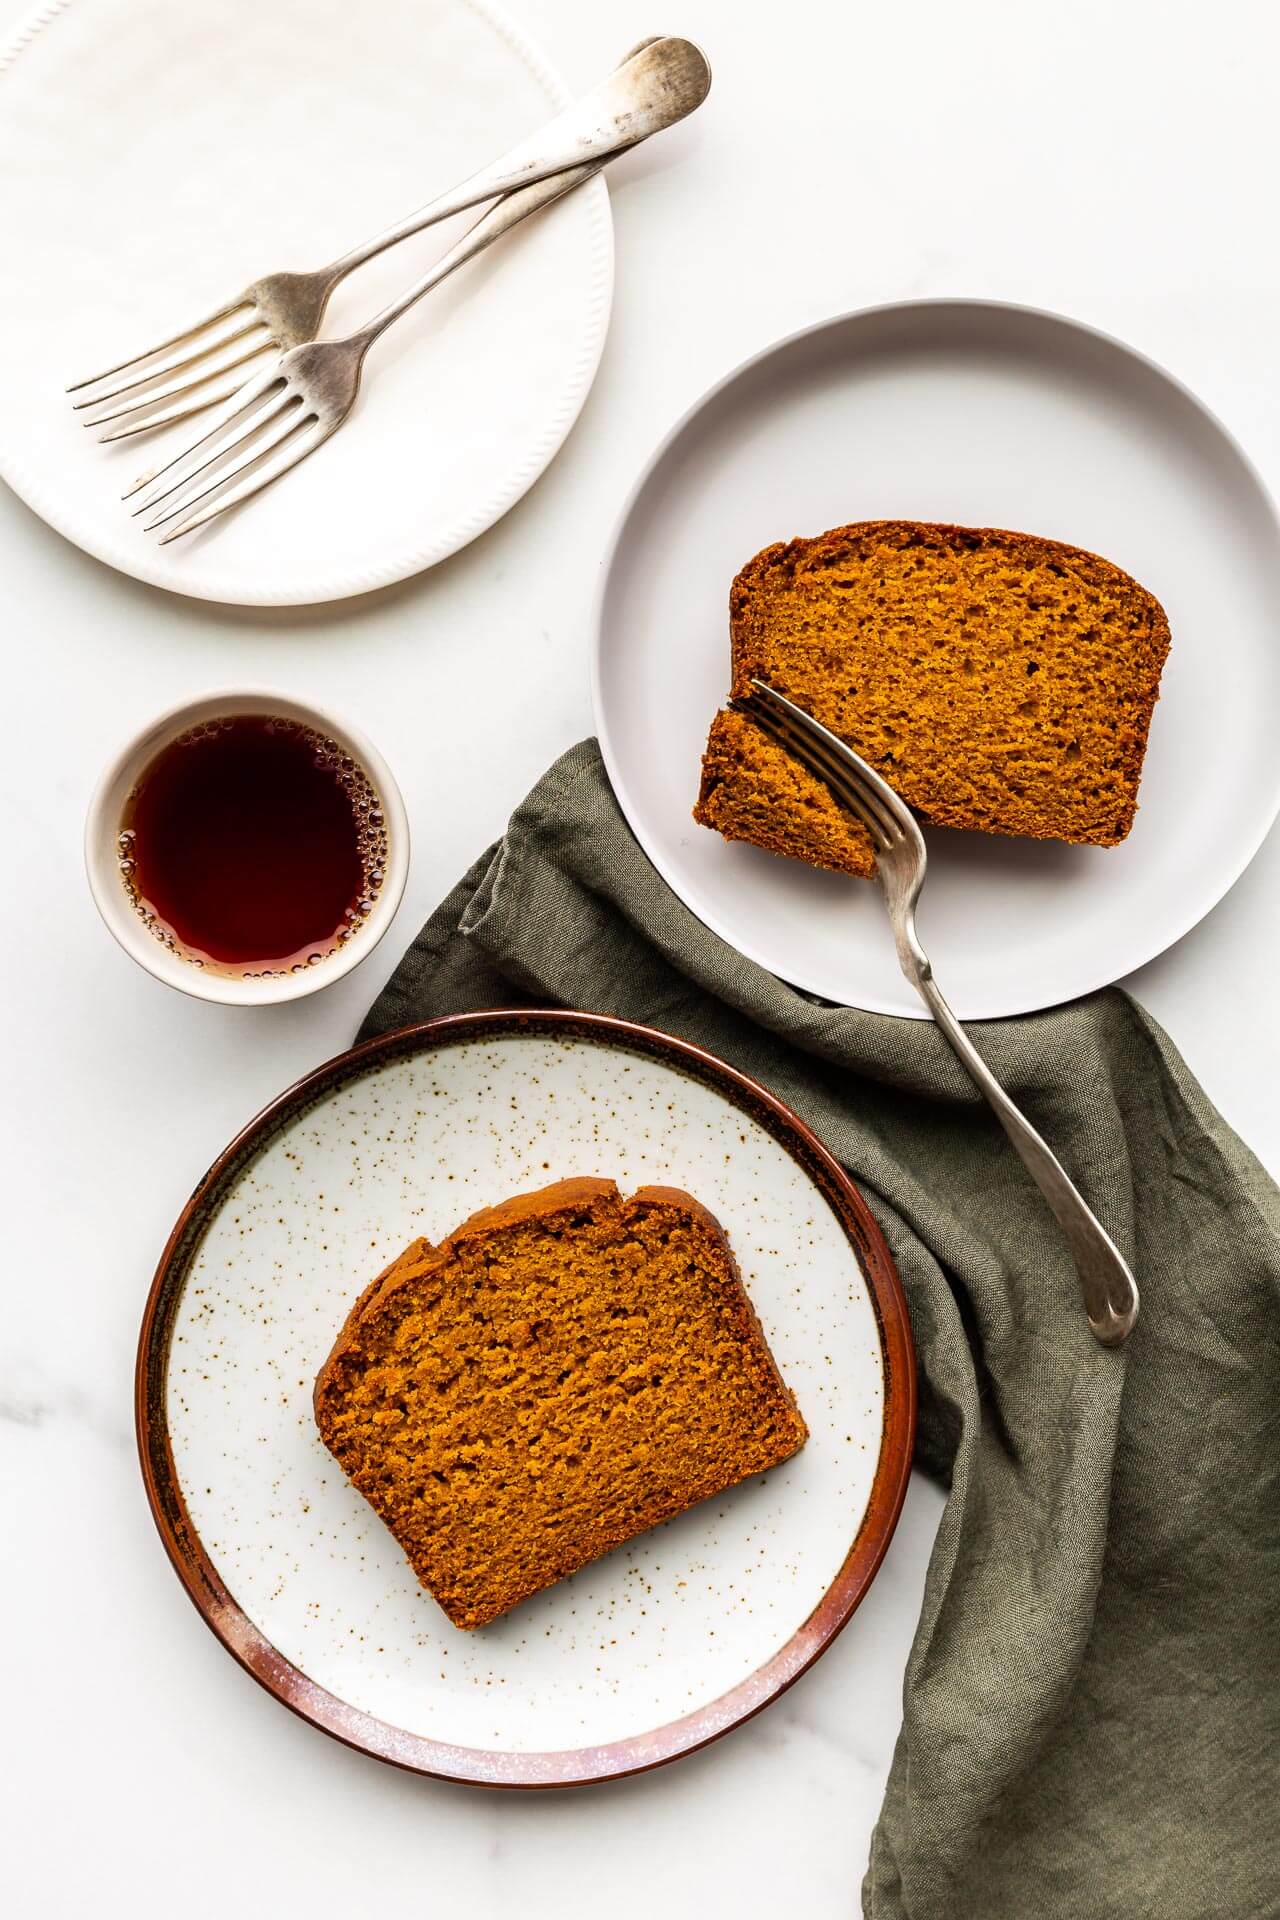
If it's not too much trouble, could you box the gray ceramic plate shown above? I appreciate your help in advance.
[594,299,1280,1016]
[138,1010,914,1785]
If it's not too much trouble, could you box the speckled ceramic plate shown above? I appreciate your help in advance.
[138,1011,914,1785]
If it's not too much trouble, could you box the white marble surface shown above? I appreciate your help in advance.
[3,1,1279,1913]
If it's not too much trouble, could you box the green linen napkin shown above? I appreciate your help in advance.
[360,741,1280,1920]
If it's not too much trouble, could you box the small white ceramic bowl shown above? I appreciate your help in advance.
[85,688,409,1006]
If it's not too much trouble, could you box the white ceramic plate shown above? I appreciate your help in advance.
[593,300,1280,1018]
[138,1013,914,1784]
[0,0,611,605]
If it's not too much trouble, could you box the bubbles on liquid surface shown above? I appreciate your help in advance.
[115,714,392,980]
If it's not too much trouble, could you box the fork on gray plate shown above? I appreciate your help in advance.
[743,679,1140,1348]
[68,35,709,439]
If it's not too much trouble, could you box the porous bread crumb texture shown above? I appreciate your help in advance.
[314,1177,808,1630]
[693,520,1171,874]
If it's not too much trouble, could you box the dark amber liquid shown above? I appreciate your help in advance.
[120,716,384,975]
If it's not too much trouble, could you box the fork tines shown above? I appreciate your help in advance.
[123,359,328,542]
[737,680,911,853]
[68,294,278,440]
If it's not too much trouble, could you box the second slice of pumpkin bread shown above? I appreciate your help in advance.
[314,1177,807,1628]
[695,520,1171,874]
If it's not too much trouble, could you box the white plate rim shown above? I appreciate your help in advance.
[590,295,1280,1017]
[136,1008,916,1786]
[0,0,614,607]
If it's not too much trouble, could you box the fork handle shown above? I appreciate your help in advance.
[905,950,1139,1347]
[328,36,709,282]
[351,160,600,349]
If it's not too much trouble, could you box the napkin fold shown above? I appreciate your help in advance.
[361,741,1280,1920]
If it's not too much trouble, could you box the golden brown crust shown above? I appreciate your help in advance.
[314,1182,621,1402]
[694,519,1171,871]
[314,1179,807,1630]
[628,1181,735,1223]
[313,1236,435,1426]
[433,1175,620,1244]
[629,1184,805,1435]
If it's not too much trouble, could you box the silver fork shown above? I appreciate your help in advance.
[743,679,1140,1348]
[125,159,604,540]
[67,35,709,438]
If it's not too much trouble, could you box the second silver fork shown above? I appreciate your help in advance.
[743,679,1140,1348]
[126,160,601,540]
[69,36,709,438]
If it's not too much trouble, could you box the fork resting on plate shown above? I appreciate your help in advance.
[121,163,605,540]
[70,36,707,435]
[743,680,1140,1348]
[68,35,710,538]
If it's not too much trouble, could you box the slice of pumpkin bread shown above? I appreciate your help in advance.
[694,520,1171,875]
[314,1177,807,1629]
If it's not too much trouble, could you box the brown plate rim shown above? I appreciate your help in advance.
[136,1007,917,1788]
